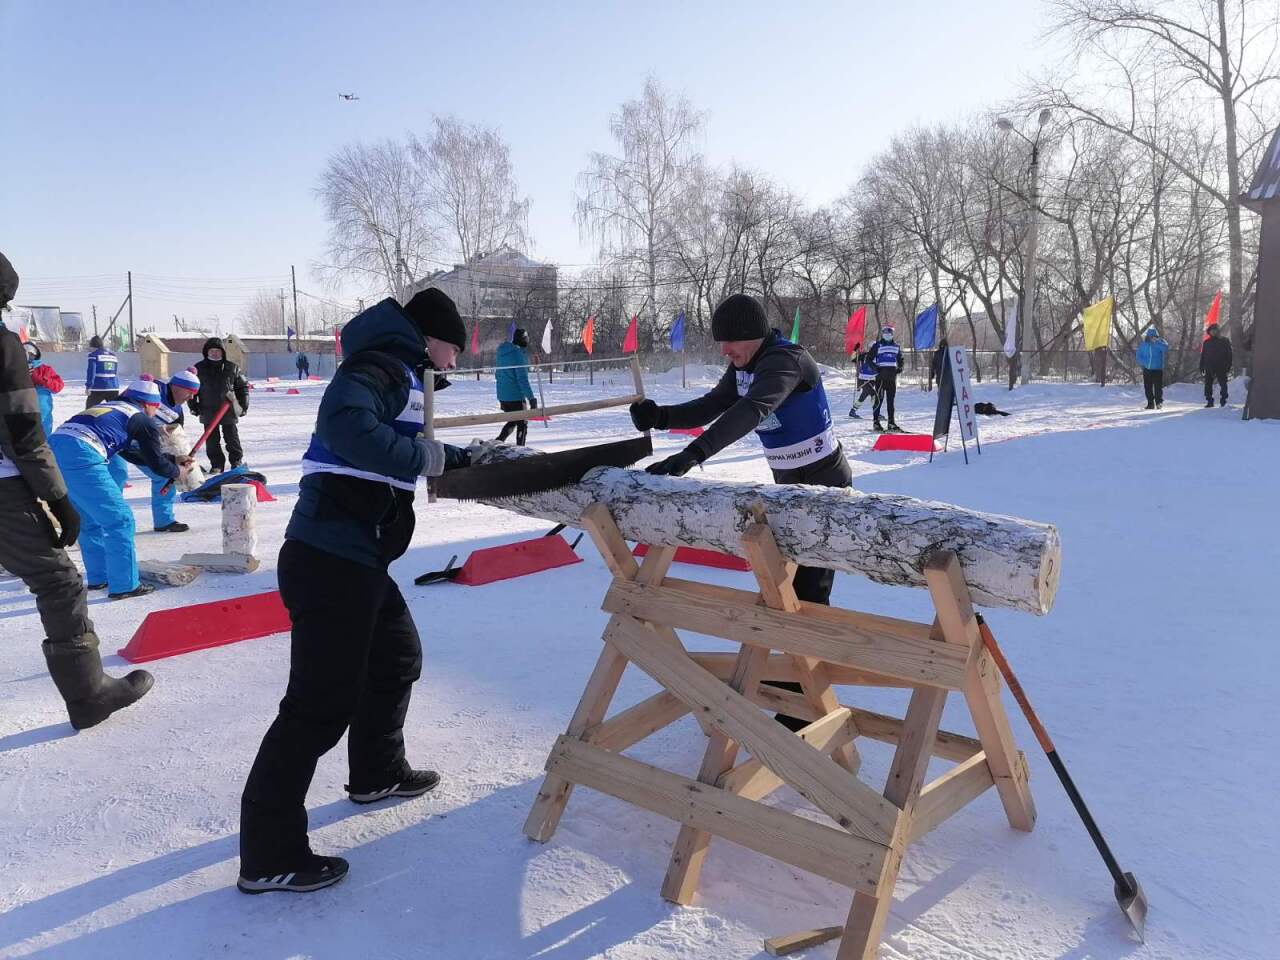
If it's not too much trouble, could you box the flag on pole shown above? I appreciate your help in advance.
[622,314,639,353]
[469,321,480,356]
[1081,296,1114,351]
[1003,301,1018,358]
[286,326,295,352]
[583,316,595,355]
[843,306,866,356]
[334,324,343,359]
[540,319,553,353]
[789,306,800,342]
[1202,289,1222,344]
[670,311,686,352]
[912,304,938,349]
[507,320,516,340]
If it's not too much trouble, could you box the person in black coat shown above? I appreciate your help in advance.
[1200,323,1233,407]
[189,337,250,471]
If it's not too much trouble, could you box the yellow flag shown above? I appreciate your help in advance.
[1082,296,1114,351]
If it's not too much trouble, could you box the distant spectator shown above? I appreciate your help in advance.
[85,335,120,407]
[190,337,250,472]
[846,345,878,419]
[25,341,64,435]
[1200,323,1233,408]
[1136,326,1169,410]
[929,337,949,392]
[495,327,537,446]
[296,352,310,380]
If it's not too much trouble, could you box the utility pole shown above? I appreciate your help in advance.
[91,305,99,338]
[997,109,1050,388]
[291,264,300,339]
[127,270,134,350]
[278,289,287,338]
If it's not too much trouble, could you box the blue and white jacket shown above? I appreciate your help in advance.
[85,348,120,391]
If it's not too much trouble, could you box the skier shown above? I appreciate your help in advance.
[1136,326,1169,409]
[25,341,64,435]
[495,327,538,446]
[0,253,155,729]
[866,325,904,432]
[846,345,878,419]
[49,379,191,599]
[628,293,851,730]
[84,335,120,407]
[189,337,250,472]
[239,287,471,895]
[118,368,201,534]
[1200,322,1233,407]
[296,352,310,380]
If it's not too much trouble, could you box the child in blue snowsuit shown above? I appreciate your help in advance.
[50,380,189,598]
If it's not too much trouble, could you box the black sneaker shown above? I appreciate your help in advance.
[873,421,885,433]
[888,422,904,432]
[238,855,349,894]
[109,583,156,600]
[346,768,441,805]
[86,582,107,590]
[155,521,190,533]
[1204,400,1214,408]
[1144,402,1155,410]
[1219,398,1228,407]
[847,407,861,419]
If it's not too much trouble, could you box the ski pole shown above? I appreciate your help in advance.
[160,399,230,495]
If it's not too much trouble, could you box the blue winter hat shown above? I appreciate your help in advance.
[170,367,201,391]
[121,379,162,405]
[1144,327,1159,339]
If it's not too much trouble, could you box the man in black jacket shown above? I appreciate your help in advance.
[1200,323,1233,407]
[190,337,250,471]
[0,250,154,728]
[629,294,851,729]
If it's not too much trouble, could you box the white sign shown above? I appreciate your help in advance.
[949,346,979,445]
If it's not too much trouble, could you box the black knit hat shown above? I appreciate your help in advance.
[512,327,529,348]
[711,294,769,342]
[404,287,466,350]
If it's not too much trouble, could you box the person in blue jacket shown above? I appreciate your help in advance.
[113,368,202,533]
[239,287,472,896]
[865,325,905,432]
[1135,326,1169,409]
[494,327,538,445]
[49,380,190,599]
[846,344,879,419]
[84,336,120,407]
[25,341,64,435]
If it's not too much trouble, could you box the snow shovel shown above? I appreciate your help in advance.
[976,614,1148,941]
[433,435,652,501]
[159,399,231,496]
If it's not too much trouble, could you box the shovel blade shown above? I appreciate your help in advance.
[1116,871,1148,942]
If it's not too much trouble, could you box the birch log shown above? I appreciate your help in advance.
[221,484,258,560]
[159,423,205,492]
[468,442,1061,615]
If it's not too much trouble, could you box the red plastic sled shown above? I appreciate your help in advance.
[872,433,937,453]
[633,543,751,571]
[119,590,290,664]
[453,535,582,586]
[286,388,301,395]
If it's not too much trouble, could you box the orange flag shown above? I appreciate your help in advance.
[583,316,595,355]
[1202,290,1222,343]
[469,321,480,356]
[621,314,638,353]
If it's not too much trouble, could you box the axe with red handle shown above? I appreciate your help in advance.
[159,399,231,495]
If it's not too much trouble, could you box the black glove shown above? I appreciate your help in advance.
[434,374,451,392]
[645,448,701,477]
[630,399,667,432]
[47,495,81,548]
[528,397,538,409]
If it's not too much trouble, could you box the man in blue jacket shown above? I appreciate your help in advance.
[494,326,538,445]
[84,336,120,407]
[1136,326,1169,409]
[865,325,904,432]
[115,368,201,533]
[239,287,470,896]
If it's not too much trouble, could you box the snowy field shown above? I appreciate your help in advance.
[2,365,1277,960]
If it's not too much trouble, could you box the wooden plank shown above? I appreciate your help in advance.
[138,559,202,585]
[546,737,885,894]
[764,927,844,956]
[719,708,858,802]
[741,522,800,613]
[583,691,689,752]
[176,552,258,573]
[924,552,1036,832]
[603,578,967,689]
[908,752,996,843]
[604,615,898,847]
[843,706,984,763]
[435,392,641,429]
[883,686,947,810]
[581,503,639,580]
[690,653,917,689]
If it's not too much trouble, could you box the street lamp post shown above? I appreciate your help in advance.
[997,109,1050,388]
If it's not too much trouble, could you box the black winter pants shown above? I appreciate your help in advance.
[1204,370,1228,403]
[240,539,423,874]
[495,399,529,446]
[204,417,242,470]
[85,390,118,407]
[0,477,94,650]
[872,372,897,422]
[1142,369,1164,406]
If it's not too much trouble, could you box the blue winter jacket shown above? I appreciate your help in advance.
[286,298,465,569]
[1136,336,1169,371]
[495,342,535,402]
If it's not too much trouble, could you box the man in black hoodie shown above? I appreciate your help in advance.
[190,337,250,471]
[1200,322,1233,407]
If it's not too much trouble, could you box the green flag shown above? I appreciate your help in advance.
[790,306,800,342]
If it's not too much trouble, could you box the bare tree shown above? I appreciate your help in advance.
[577,77,704,335]
[237,289,290,335]
[413,116,531,265]
[315,139,437,301]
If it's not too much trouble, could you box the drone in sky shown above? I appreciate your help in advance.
[338,93,359,101]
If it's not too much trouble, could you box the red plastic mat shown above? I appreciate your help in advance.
[119,590,290,663]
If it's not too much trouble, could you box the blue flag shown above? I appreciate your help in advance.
[508,320,516,340]
[287,326,295,340]
[670,311,685,352]
[913,304,938,350]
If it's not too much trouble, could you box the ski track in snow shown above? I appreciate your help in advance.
[1,367,1276,959]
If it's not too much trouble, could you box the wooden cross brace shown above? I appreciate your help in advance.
[523,502,1036,960]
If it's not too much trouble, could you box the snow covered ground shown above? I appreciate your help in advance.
[2,366,1277,960]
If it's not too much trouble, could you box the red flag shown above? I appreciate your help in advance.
[1202,290,1222,343]
[583,316,595,355]
[622,314,639,353]
[843,306,866,356]
[334,324,343,360]
[469,321,480,356]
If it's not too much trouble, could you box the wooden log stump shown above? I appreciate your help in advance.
[221,484,257,560]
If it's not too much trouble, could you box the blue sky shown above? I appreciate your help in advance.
[3,0,1062,332]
